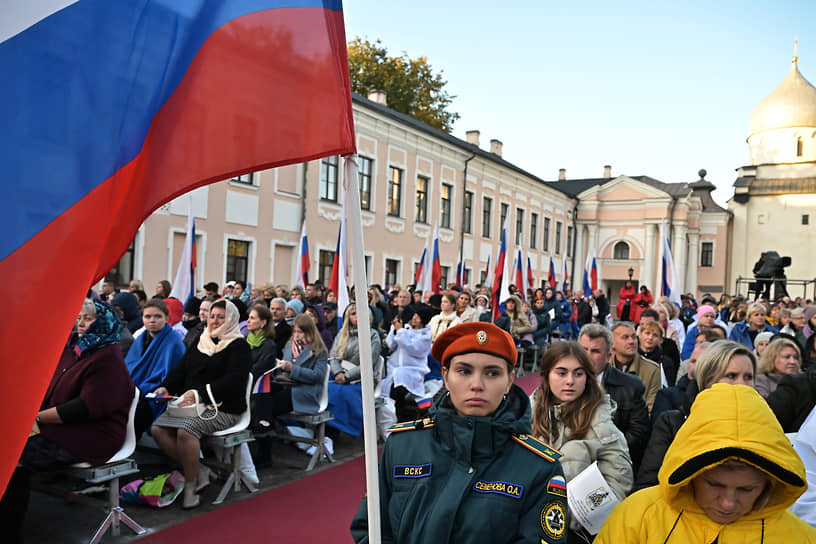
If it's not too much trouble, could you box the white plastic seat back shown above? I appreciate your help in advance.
[317,364,331,413]
[212,373,253,436]
[106,387,140,463]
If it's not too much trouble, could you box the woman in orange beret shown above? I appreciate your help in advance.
[351,322,568,543]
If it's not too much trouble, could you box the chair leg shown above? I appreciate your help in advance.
[211,443,258,505]
[305,423,335,471]
[88,477,149,544]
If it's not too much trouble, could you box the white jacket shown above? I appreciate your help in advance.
[381,325,432,397]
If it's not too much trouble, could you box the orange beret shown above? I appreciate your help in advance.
[432,322,518,369]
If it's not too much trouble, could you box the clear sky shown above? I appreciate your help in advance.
[343,0,816,206]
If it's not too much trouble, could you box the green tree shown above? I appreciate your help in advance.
[348,38,460,133]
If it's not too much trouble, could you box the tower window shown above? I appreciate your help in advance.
[803,214,810,225]
[796,137,803,157]
[613,241,630,260]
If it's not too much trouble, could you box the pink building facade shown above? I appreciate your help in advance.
[107,93,730,306]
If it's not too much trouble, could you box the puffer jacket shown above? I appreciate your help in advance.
[728,320,778,349]
[351,384,568,543]
[597,384,816,543]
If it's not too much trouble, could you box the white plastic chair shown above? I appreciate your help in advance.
[269,365,336,471]
[70,387,149,544]
[206,373,257,504]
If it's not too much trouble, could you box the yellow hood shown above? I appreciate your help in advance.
[658,384,807,516]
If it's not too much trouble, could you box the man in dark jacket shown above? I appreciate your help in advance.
[594,288,609,324]
[578,324,651,472]
[766,365,816,432]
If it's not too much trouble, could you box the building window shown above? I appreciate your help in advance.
[530,213,538,249]
[387,167,403,217]
[613,241,630,260]
[543,217,551,252]
[318,249,335,285]
[385,258,399,288]
[320,155,338,201]
[555,221,563,255]
[230,172,254,185]
[440,266,450,289]
[701,242,714,267]
[480,268,487,285]
[358,156,373,211]
[797,137,804,157]
[440,183,452,229]
[803,214,810,225]
[566,226,574,257]
[415,176,429,223]
[500,203,509,231]
[226,239,250,283]
[515,208,524,245]
[482,197,492,238]
[463,191,473,234]
[105,239,135,288]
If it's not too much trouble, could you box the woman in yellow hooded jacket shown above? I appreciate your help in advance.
[596,383,816,543]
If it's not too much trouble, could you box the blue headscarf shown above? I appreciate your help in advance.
[73,300,121,357]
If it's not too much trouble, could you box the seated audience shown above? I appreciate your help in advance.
[755,336,801,398]
[634,340,756,491]
[578,324,651,471]
[454,291,478,323]
[327,305,382,436]
[125,299,186,438]
[611,322,662,413]
[597,384,816,542]
[253,313,329,422]
[531,341,632,542]
[729,302,778,349]
[382,305,433,422]
[0,300,135,542]
[428,293,461,341]
[246,304,278,378]
[151,300,251,509]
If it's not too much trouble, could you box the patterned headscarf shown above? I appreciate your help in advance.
[73,300,121,357]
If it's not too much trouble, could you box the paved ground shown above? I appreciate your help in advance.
[24,431,365,544]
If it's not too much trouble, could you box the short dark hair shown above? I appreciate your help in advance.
[234,280,246,290]
[204,282,219,292]
[144,298,169,317]
[639,308,660,321]
[133,289,147,303]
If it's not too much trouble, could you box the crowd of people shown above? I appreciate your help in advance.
[4,274,816,542]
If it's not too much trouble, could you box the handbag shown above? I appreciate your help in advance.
[166,384,221,421]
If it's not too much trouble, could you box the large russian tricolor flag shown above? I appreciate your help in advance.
[491,218,508,322]
[0,0,355,495]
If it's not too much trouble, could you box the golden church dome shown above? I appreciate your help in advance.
[749,59,816,135]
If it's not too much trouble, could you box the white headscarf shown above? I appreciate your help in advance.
[197,299,244,356]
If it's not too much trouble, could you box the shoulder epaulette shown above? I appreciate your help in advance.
[388,417,435,433]
[512,434,562,462]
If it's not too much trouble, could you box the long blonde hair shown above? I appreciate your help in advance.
[333,305,357,359]
[531,342,604,443]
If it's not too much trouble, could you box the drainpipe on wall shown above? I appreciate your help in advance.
[300,162,308,226]
[458,154,476,283]
[570,204,578,292]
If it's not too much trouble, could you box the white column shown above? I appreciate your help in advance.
[672,224,687,293]
[687,232,699,295]
[643,223,657,292]
[587,223,598,256]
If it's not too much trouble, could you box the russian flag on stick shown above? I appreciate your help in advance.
[295,220,310,289]
[430,224,442,294]
[329,217,349,329]
[660,220,682,306]
[514,249,525,300]
[492,216,509,322]
[414,247,426,285]
[527,256,534,291]
[168,197,196,304]
[483,254,493,290]
[0,0,355,495]
[562,258,570,293]
[548,256,557,288]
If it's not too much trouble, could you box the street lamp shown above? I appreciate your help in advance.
[627,267,634,281]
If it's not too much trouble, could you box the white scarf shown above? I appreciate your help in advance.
[197,300,244,356]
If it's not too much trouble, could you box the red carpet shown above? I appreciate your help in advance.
[139,456,367,544]
[517,372,541,395]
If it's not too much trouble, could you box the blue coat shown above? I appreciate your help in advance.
[728,320,778,349]
[284,343,329,414]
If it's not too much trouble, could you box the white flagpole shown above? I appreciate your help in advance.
[343,156,381,544]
